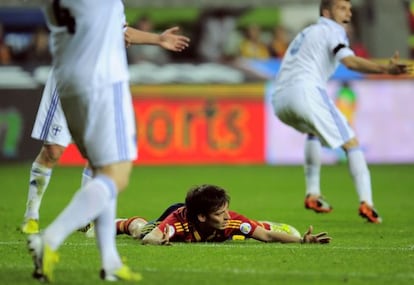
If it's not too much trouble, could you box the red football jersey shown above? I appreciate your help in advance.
[157,207,267,242]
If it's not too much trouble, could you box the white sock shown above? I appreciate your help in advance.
[81,167,93,186]
[347,148,373,205]
[24,162,52,220]
[43,175,117,250]
[95,196,122,272]
[304,137,321,196]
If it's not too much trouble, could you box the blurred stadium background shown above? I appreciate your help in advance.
[1,0,414,166]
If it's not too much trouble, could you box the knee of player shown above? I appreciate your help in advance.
[342,137,360,151]
[39,144,66,165]
[97,161,133,192]
[117,180,129,192]
[111,173,132,192]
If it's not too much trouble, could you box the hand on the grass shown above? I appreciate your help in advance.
[301,225,331,244]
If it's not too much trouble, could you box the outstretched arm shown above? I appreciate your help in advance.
[341,51,412,75]
[251,225,331,244]
[124,26,190,52]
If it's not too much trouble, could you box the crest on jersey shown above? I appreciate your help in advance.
[168,225,175,237]
[239,222,252,234]
[51,124,63,136]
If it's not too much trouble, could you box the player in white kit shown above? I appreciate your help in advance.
[20,68,95,235]
[21,11,190,235]
[271,0,411,223]
[26,0,188,282]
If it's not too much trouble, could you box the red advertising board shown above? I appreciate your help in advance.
[59,84,265,165]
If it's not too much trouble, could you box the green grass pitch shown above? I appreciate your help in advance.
[1,163,413,285]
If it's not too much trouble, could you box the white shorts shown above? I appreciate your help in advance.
[59,81,137,167]
[31,70,72,147]
[272,83,354,148]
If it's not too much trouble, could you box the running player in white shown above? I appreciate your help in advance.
[21,16,190,235]
[271,0,411,223]
[26,0,187,282]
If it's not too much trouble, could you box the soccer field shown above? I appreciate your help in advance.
[1,163,413,285]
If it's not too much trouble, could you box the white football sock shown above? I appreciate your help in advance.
[24,162,52,220]
[95,195,122,271]
[43,175,117,250]
[347,147,373,206]
[304,137,321,196]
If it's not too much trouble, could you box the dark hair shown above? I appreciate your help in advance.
[319,0,351,16]
[185,184,230,224]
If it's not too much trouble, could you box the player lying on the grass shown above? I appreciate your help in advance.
[101,184,331,245]
[113,208,304,241]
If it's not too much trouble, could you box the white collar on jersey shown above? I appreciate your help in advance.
[318,16,346,32]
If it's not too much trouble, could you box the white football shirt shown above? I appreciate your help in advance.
[274,17,354,89]
[43,0,128,96]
